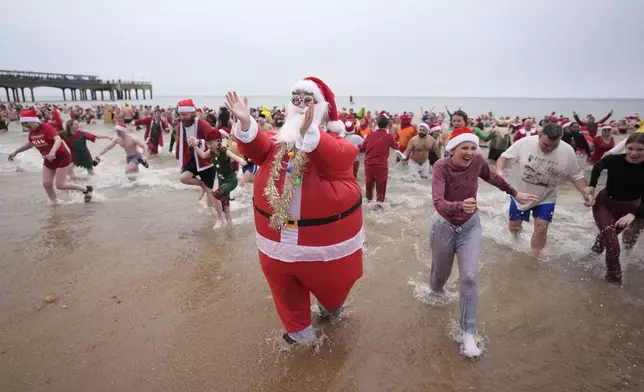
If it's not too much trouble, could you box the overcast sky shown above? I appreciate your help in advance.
[2,0,643,98]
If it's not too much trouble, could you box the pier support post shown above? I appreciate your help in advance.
[30,88,35,102]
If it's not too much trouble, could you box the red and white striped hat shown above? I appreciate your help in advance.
[115,123,128,132]
[19,109,40,123]
[177,98,196,113]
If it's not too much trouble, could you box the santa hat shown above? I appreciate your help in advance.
[115,123,128,132]
[430,123,442,132]
[419,123,430,131]
[19,109,40,123]
[344,120,355,133]
[177,99,196,113]
[204,129,222,141]
[218,129,230,139]
[290,76,344,133]
[561,120,571,128]
[446,127,479,151]
[600,124,612,130]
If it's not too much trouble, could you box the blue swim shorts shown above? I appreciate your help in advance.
[509,199,555,222]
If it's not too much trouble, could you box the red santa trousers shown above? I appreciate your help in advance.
[364,166,388,202]
[259,249,363,334]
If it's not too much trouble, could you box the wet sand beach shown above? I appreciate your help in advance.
[1,122,643,392]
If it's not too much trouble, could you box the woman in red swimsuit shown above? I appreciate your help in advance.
[8,109,93,203]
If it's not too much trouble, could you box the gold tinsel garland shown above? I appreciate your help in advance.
[263,143,308,230]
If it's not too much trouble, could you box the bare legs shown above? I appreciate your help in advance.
[508,218,550,258]
[43,164,89,202]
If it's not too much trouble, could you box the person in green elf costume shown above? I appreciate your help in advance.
[61,119,112,179]
[195,128,247,229]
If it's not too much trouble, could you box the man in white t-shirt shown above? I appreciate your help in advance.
[496,123,593,258]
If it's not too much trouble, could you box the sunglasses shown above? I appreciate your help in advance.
[291,92,316,106]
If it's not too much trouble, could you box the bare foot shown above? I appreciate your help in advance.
[212,220,223,230]
[197,187,205,201]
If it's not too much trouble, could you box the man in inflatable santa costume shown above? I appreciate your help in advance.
[225,77,364,345]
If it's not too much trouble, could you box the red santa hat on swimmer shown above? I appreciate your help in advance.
[344,120,355,133]
[419,123,430,132]
[600,123,612,130]
[19,109,40,123]
[561,120,571,128]
[177,98,196,113]
[115,123,129,132]
[446,127,479,152]
[430,123,442,132]
[290,76,344,133]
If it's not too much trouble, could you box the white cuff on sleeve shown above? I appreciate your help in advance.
[234,117,259,144]
[295,124,321,153]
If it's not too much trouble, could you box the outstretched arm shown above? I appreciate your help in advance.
[96,138,118,158]
[226,149,247,166]
[597,109,613,124]
[572,111,587,126]
[9,141,34,160]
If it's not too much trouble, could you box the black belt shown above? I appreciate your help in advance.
[253,197,362,228]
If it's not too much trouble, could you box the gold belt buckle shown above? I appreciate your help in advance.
[284,217,298,229]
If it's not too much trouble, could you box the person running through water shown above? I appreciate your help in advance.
[133,108,168,155]
[61,119,112,179]
[496,123,594,258]
[431,127,537,357]
[586,132,644,284]
[403,122,441,179]
[8,109,93,203]
[94,123,149,174]
[194,129,247,229]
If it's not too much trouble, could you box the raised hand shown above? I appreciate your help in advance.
[224,92,251,131]
[300,103,315,137]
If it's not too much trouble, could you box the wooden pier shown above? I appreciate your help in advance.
[0,70,153,102]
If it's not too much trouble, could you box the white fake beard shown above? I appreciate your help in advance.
[275,102,327,146]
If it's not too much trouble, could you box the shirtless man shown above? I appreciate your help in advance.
[121,103,134,124]
[94,123,148,174]
[403,123,441,179]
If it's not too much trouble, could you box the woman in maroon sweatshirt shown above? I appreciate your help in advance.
[430,126,537,358]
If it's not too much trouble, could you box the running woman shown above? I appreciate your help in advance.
[586,132,644,283]
[431,127,537,357]
[8,109,93,203]
[61,119,112,179]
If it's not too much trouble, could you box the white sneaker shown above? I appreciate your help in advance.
[461,331,482,358]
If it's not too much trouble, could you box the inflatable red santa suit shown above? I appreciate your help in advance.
[225,77,364,345]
